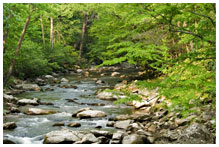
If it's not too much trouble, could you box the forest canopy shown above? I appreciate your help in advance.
[3,3,216,114]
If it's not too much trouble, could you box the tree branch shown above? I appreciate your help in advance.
[189,11,215,28]
[171,29,215,44]
[143,5,216,45]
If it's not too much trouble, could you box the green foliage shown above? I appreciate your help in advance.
[47,45,79,70]
[136,78,163,90]
[89,3,215,115]
[13,40,52,78]
[3,3,215,116]
[3,3,80,80]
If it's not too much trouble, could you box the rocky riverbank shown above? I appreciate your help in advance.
[3,65,216,144]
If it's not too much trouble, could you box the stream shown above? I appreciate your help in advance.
[3,68,139,144]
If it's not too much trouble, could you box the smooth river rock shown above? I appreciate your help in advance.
[15,84,41,91]
[24,108,56,115]
[72,108,93,117]
[114,120,133,130]
[61,78,69,82]
[111,72,120,77]
[53,122,65,127]
[67,122,81,127]
[122,134,149,144]
[17,98,39,106]
[44,129,82,144]
[76,110,106,118]
[3,122,17,130]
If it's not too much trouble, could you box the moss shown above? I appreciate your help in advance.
[136,79,163,90]
[114,93,142,105]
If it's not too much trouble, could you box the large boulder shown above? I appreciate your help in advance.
[75,133,98,144]
[154,122,215,144]
[24,108,56,115]
[44,129,82,144]
[15,84,41,91]
[114,120,133,130]
[122,134,149,144]
[3,122,17,130]
[17,98,39,106]
[72,108,93,117]
[177,122,215,144]
[76,110,106,118]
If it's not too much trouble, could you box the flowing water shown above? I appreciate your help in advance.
[3,68,139,144]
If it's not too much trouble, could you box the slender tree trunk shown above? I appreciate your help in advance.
[3,29,9,53]
[3,14,12,53]
[74,40,79,49]
[40,15,45,49]
[4,14,31,86]
[79,13,88,58]
[50,17,54,50]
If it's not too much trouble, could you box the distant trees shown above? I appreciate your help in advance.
[3,3,216,111]
[3,3,80,83]
[40,15,45,49]
[50,17,54,50]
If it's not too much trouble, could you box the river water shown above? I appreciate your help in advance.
[3,68,139,144]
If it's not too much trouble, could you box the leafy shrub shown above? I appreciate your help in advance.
[13,40,52,79]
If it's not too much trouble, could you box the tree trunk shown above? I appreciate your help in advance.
[79,13,88,58]
[3,29,9,53]
[74,39,80,49]
[3,14,12,53]
[40,15,45,49]
[4,14,31,86]
[50,17,54,50]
